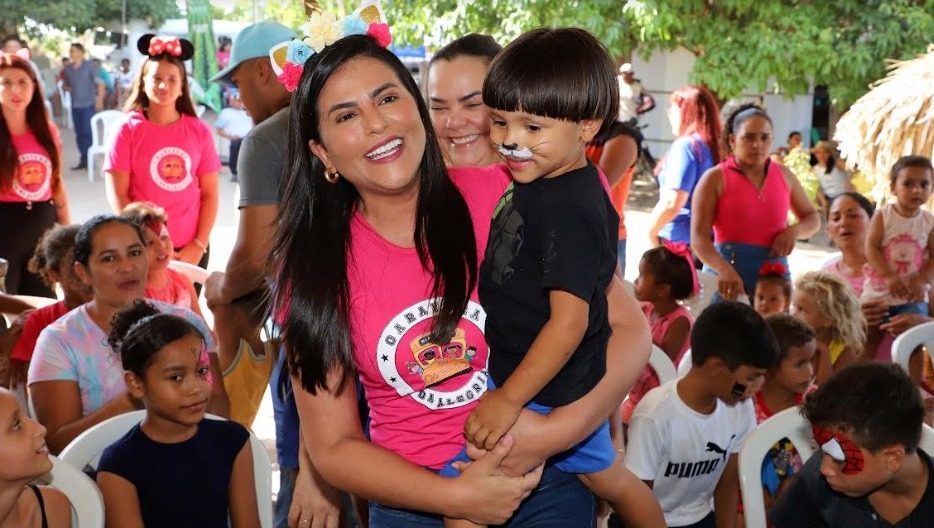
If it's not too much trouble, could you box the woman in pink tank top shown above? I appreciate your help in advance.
[692,104,819,300]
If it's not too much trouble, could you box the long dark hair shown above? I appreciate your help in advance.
[0,54,61,195]
[123,57,198,117]
[272,34,477,395]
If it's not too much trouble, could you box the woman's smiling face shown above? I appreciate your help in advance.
[427,55,498,168]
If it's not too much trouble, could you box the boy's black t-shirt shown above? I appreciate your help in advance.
[769,449,934,528]
[479,162,619,407]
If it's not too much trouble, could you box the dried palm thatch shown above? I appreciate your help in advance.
[834,44,934,204]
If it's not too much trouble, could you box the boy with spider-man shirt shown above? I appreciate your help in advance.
[770,363,934,527]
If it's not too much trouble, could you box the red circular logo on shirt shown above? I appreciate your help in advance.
[149,147,193,192]
[13,153,52,201]
[377,298,490,410]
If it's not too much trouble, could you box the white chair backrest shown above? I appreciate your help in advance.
[739,407,934,528]
[738,407,817,528]
[90,110,124,148]
[677,349,693,377]
[818,251,843,271]
[41,455,105,528]
[681,271,719,315]
[649,345,677,385]
[891,321,934,373]
[168,260,210,285]
[60,410,274,528]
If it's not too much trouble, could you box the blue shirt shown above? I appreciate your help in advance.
[62,60,100,108]
[657,134,713,244]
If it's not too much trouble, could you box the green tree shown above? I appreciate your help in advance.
[393,0,934,106]
[0,0,178,36]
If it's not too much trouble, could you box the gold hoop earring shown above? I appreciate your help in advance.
[324,168,340,184]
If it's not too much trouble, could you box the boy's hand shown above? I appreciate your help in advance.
[465,390,522,451]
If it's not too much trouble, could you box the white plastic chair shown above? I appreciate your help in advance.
[56,80,72,130]
[891,320,934,374]
[39,455,105,528]
[87,110,124,182]
[59,410,274,528]
[681,271,719,315]
[649,345,678,385]
[739,407,934,528]
[677,349,693,377]
[168,260,210,286]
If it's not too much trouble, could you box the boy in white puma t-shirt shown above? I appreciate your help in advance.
[623,301,779,528]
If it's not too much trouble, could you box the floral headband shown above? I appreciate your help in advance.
[270,0,392,92]
[663,241,699,297]
[137,34,195,62]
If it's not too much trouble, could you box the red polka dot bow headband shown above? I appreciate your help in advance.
[137,34,195,62]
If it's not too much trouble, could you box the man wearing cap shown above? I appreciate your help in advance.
[618,63,654,125]
[202,21,336,528]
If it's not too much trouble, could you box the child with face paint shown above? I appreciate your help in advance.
[96,300,260,528]
[770,363,934,527]
[624,301,778,528]
[736,314,815,525]
[450,27,666,528]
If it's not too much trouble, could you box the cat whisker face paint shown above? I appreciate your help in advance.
[498,143,534,159]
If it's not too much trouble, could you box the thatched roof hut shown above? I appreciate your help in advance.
[834,45,934,202]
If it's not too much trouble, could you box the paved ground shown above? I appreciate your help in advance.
[55,108,836,505]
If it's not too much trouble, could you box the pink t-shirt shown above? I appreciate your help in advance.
[105,111,221,247]
[621,302,693,423]
[713,157,790,247]
[350,164,510,469]
[0,127,60,203]
[145,267,195,311]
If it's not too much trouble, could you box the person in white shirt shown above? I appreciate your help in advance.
[622,301,779,528]
[215,89,254,182]
[618,63,655,125]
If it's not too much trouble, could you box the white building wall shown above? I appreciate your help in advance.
[630,47,815,160]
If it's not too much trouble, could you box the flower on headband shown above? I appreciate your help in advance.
[149,36,182,57]
[367,23,392,48]
[286,39,314,65]
[343,15,368,37]
[759,262,788,277]
[277,62,304,93]
[304,11,343,52]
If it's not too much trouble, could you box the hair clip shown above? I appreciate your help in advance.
[663,240,699,296]
[759,262,787,277]
[269,0,391,92]
[137,34,195,62]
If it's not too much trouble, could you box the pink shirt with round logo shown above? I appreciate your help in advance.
[0,127,60,203]
[105,111,221,247]
[350,164,510,469]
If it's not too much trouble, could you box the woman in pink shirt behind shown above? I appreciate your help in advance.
[104,35,220,268]
[692,103,819,301]
[0,51,70,296]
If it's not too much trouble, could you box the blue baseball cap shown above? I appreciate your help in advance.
[210,21,297,85]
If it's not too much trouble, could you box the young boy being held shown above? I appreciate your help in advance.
[449,27,664,528]
[624,301,778,528]
[769,362,934,527]
[737,313,816,525]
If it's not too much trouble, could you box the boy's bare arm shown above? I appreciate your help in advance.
[464,290,589,450]
[713,453,740,528]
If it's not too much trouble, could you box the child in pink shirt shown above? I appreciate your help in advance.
[624,243,696,424]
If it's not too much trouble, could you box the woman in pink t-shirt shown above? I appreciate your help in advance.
[270,35,650,526]
[692,103,820,301]
[0,52,71,296]
[104,35,220,268]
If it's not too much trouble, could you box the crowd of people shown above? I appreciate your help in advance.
[1,8,934,528]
